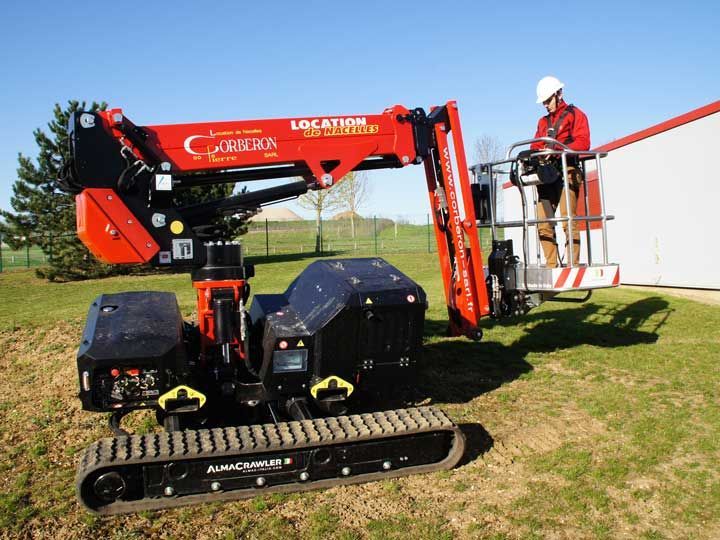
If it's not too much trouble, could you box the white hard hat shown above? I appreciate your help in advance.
[536,76,565,103]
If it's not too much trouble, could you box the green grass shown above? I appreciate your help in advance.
[366,515,453,540]
[0,471,35,531]
[0,254,719,538]
[0,268,198,329]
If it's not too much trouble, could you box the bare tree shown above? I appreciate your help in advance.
[333,171,371,238]
[474,134,504,164]
[296,184,343,253]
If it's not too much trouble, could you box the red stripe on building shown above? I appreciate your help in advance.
[555,267,572,288]
[612,267,620,286]
[572,267,586,288]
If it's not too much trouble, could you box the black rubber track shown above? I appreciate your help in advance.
[77,406,466,514]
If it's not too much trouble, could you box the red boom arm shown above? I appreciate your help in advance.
[68,101,489,337]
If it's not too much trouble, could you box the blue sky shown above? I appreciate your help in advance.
[1,0,718,220]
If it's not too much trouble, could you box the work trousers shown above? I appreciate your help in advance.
[536,166,582,268]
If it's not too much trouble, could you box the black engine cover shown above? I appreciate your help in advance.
[77,291,187,412]
[249,258,427,397]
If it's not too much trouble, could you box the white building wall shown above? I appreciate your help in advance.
[602,112,720,289]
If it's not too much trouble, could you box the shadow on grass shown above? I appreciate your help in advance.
[457,423,494,465]
[417,337,533,405]
[493,296,671,351]
[414,297,671,463]
[418,296,670,405]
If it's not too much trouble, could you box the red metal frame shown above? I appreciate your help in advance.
[102,105,417,188]
[192,279,247,359]
[425,102,490,336]
[76,188,159,263]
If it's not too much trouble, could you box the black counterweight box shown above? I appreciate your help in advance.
[77,291,187,412]
[249,258,427,394]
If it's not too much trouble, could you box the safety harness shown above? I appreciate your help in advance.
[545,104,575,144]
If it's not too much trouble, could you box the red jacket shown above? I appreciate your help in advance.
[530,101,590,151]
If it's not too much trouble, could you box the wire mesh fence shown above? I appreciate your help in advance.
[0,232,80,272]
[243,214,438,257]
[0,215,497,272]
[0,243,49,271]
[243,214,497,258]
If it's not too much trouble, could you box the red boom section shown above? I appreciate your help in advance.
[102,105,417,187]
[76,188,159,264]
[425,102,490,336]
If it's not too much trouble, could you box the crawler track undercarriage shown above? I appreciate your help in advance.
[77,407,465,514]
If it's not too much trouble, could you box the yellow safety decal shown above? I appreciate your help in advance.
[297,339,305,347]
[158,385,206,410]
[310,375,354,399]
[170,220,184,234]
[365,298,373,304]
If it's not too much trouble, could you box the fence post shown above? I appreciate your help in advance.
[373,216,378,255]
[320,216,324,255]
[265,219,269,257]
[427,213,431,253]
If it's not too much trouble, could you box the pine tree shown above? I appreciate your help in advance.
[0,101,119,281]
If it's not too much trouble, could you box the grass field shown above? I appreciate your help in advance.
[0,245,46,272]
[0,253,719,539]
[242,220,438,257]
[241,220,495,257]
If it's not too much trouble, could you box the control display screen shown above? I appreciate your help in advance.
[272,349,308,373]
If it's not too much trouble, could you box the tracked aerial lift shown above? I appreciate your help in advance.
[61,101,618,514]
